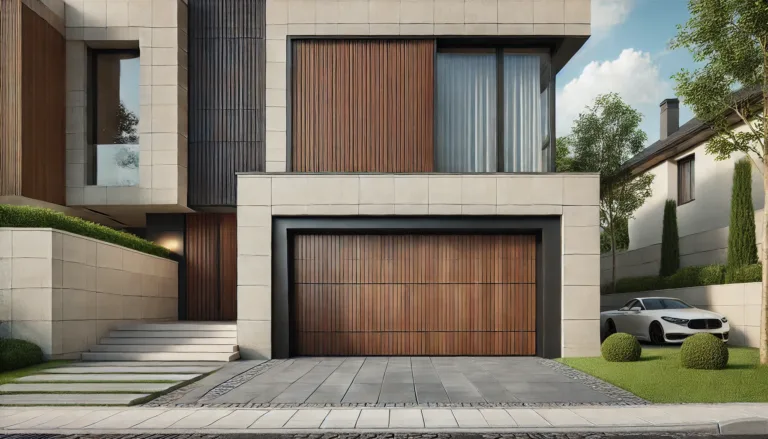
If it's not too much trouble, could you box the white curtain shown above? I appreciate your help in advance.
[503,55,543,172]
[436,53,497,173]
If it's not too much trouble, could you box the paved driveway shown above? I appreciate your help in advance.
[203,357,624,405]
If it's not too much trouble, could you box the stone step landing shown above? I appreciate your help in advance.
[86,321,240,362]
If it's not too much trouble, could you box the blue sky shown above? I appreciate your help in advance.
[555,0,698,144]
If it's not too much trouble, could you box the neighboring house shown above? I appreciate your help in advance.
[600,89,765,283]
[1,0,600,360]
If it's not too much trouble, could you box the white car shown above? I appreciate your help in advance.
[600,297,730,344]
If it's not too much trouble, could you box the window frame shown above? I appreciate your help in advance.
[677,154,695,205]
[86,48,141,186]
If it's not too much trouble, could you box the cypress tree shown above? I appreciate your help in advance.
[659,199,680,276]
[727,158,758,270]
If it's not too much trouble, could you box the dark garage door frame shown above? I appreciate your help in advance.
[271,216,562,359]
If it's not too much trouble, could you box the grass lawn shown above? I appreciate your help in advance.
[559,347,768,403]
[0,361,71,386]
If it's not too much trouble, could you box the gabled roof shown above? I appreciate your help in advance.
[623,87,764,175]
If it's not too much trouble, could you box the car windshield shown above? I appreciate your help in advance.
[642,299,692,310]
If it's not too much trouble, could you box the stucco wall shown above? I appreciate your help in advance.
[236,172,602,359]
[0,228,178,359]
[603,123,764,282]
[63,0,189,208]
[264,0,592,172]
[601,283,762,347]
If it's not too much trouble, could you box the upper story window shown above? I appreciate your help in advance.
[87,49,140,186]
[677,155,695,205]
[435,49,552,172]
[289,39,554,173]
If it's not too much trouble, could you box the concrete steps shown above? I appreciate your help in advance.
[86,322,239,362]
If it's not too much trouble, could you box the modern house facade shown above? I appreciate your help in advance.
[1,0,600,360]
[600,90,765,283]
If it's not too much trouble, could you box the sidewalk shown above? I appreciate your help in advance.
[1,404,767,434]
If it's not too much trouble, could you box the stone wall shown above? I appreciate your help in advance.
[236,172,602,359]
[0,228,178,359]
[601,283,762,347]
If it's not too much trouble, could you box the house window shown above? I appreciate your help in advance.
[435,49,553,172]
[678,155,695,205]
[88,49,141,186]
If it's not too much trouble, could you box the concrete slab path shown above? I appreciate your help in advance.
[0,404,766,433]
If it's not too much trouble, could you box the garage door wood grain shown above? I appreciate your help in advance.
[293,235,536,356]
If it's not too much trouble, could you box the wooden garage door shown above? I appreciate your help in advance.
[293,235,536,356]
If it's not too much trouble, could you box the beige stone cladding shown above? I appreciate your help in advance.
[263,0,591,173]
[0,228,178,359]
[236,173,601,359]
[64,0,189,207]
[602,283,763,348]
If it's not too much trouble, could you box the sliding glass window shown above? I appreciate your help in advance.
[436,49,553,173]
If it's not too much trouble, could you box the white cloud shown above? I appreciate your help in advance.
[556,49,670,137]
[592,0,635,31]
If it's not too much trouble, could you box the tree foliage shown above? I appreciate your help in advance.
[727,158,758,273]
[660,200,680,277]
[556,136,574,172]
[570,93,654,291]
[670,0,768,363]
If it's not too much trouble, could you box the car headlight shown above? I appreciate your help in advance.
[661,316,690,325]
[721,317,728,323]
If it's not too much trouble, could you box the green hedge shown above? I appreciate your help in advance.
[607,263,761,294]
[0,339,44,372]
[0,204,170,258]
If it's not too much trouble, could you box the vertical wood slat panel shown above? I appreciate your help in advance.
[294,235,536,356]
[0,2,65,204]
[0,0,22,197]
[185,213,237,321]
[188,0,265,207]
[292,40,435,172]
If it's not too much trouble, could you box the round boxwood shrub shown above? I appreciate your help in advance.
[680,333,729,370]
[601,333,642,362]
[0,339,44,372]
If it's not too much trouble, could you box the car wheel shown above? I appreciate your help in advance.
[649,322,665,345]
[605,319,617,339]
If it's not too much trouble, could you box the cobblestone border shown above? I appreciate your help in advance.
[537,358,649,405]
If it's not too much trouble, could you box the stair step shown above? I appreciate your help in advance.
[109,330,238,338]
[82,352,241,362]
[101,337,237,345]
[116,322,236,331]
[90,344,237,353]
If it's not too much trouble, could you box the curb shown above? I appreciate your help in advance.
[719,417,768,435]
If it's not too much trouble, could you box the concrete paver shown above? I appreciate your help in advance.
[58,409,125,428]
[207,410,269,428]
[389,409,424,428]
[451,409,489,428]
[86,409,167,429]
[537,409,593,426]
[321,409,361,429]
[0,410,51,428]
[504,408,551,427]
[571,408,651,426]
[422,409,458,428]
[170,409,232,428]
[5,411,71,430]
[0,382,179,393]
[0,394,149,405]
[133,409,197,428]
[45,366,219,374]
[284,409,330,428]
[355,409,389,428]
[479,409,517,427]
[249,409,298,428]
[31,410,96,429]
[17,373,199,382]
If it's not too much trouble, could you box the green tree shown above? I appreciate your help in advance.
[556,136,574,172]
[571,93,654,292]
[670,0,768,362]
[659,200,680,276]
[726,158,758,278]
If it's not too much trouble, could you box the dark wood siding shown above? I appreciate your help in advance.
[0,1,65,205]
[188,0,265,207]
[293,234,536,356]
[291,40,435,172]
[185,213,238,321]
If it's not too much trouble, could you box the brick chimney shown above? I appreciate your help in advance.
[660,98,680,140]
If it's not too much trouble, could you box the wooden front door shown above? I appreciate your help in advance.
[292,234,536,356]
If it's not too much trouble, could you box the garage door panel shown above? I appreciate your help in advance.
[293,234,536,356]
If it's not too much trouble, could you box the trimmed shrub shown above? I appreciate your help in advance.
[726,158,758,276]
[680,333,729,370]
[0,339,44,372]
[601,333,642,362]
[0,204,170,258]
[613,276,664,294]
[610,265,726,294]
[725,263,762,284]
[659,199,680,276]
